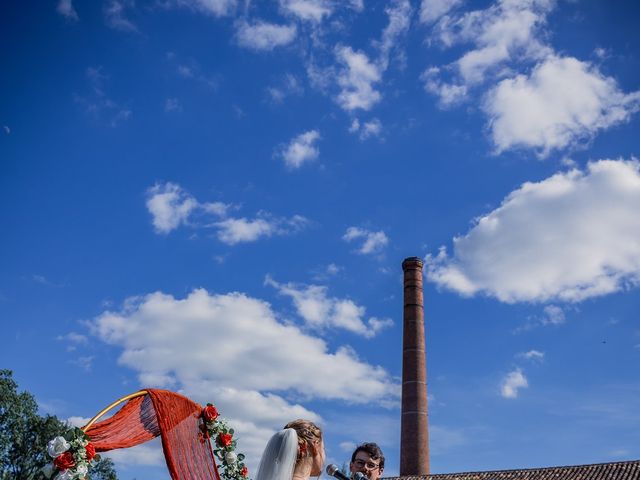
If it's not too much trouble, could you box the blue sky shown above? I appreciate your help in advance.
[1,0,640,478]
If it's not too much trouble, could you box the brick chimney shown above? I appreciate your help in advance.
[400,256,430,476]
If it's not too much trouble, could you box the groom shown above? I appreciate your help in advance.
[349,443,384,480]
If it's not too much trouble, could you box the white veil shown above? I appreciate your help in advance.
[254,428,298,480]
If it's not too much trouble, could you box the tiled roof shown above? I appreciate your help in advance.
[383,460,640,480]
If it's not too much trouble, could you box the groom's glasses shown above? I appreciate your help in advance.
[353,459,380,471]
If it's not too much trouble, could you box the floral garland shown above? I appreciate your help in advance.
[201,403,250,480]
[42,428,98,480]
[42,405,248,480]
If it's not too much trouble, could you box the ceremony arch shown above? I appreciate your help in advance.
[82,389,221,480]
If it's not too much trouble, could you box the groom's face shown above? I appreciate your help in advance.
[350,451,383,480]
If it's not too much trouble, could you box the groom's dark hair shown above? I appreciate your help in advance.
[351,442,385,469]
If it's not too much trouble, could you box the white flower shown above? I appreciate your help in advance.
[74,464,88,477]
[54,470,74,480]
[47,437,70,457]
[225,451,237,464]
[41,463,56,478]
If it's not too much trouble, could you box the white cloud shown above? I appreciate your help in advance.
[267,87,286,103]
[360,118,383,139]
[368,317,395,333]
[66,416,91,428]
[267,74,304,104]
[594,47,610,60]
[146,182,306,244]
[279,0,333,23]
[214,218,275,244]
[57,0,79,20]
[343,227,389,255]
[426,159,640,303]
[339,441,357,452]
[103,440,165,467]
[377,0,412,71]
[433,0,553,84]
[500,368,528,398]
[348,118,383,140]
[349,0,364,12]
[169,56,220,90]
[541,305,565,325]
[214,215,307,245]
[90,288,398,468]
[57,332,89,352]
[71,356,94,372]
[146,183,198,234]
[317,1,408,114]
[326,263,341,275]
[266,276,393,338]
[172,0,236,17]
[514,305,566,333]
[421,66,468,108]
[202,201,231,217]
[518,350,545,362]
[422,1,640,154]
[177,65,194,78]
[335,46,382,112]
[164,98,182,112]
[485,55,640,156]
[420,0,460,24]
[305,61,334,92]
[311,263,343,281]
[280,130,321,168]
[422,0,554,105]
[235,20,297,51]
[88,287,399,404]
[457,5,551,84]
[104,0,137,32]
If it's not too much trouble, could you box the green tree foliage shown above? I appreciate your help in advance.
[0,370,118,480]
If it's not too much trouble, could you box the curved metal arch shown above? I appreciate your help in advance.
[81,390,149,432]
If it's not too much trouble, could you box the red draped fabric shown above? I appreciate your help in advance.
[85,389,220,480]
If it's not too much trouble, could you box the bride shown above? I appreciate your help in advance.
[255,419,325,480]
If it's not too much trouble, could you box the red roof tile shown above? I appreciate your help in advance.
[383,460,640,480]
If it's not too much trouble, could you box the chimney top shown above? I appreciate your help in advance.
[402,256,424,270]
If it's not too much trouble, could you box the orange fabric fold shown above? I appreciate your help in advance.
[85,389,220,480]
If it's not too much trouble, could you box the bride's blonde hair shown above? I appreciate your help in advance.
[284,419,322,460]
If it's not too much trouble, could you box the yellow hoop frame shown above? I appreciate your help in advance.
[81,390,148,432]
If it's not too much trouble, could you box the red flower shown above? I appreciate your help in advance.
[203,404,219,422]
[241,466,249,477]
[217,433,233,447]
[54,452,76,470]
[85,443,96,461]
[199,423,211,439]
